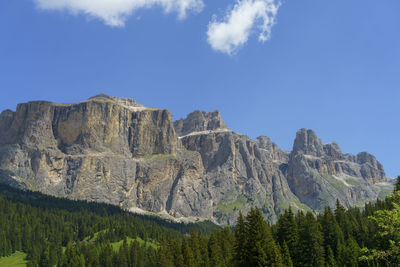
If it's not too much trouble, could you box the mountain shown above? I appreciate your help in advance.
[0,95,392,224]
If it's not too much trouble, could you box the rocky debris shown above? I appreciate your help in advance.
[174,110,228,136]
[0,96,392,225]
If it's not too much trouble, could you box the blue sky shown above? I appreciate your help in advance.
[0,0,399,177]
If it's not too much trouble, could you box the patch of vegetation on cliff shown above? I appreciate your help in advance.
[216,195,248,216]
[345,176,363,186]
[375,183,395,199]
[141,153,176,161]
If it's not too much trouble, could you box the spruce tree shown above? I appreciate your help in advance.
[209,232,224,267]
[281,241,293,267]
[320,207,344,256]
[325,246,336,267]
[395,176,400,193]
[245,207,283,267]
[297,211,325,267]
[276,207,299,262]
[234,212,247,267]
[182,237,195,267]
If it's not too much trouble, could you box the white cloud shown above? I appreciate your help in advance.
[34,0,204,27]
[207,0,280,54]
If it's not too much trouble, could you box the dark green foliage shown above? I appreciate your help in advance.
[0,183,218,266]
[2,178,400,267]
[326,246,337,267]
[281,241,293,267]
[297,211,325,266]
[233,212,247,267]
[234,207,282,267]
[395,176,400,193]
[276,207,298,262]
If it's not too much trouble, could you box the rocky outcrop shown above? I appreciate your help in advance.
[287,129,387,210]
[0,97,179,156]
[179,130,306,224]
[0,96,200,216]
[0,96,392,225]
[174,110,228,136]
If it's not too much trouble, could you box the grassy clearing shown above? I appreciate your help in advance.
[376,184,395,199]
[216,195,247,215]
[83,229,107,242]
[0,252,27,267]
[111,237,159,251]
[344,177,362,186]
[141,154,176,161]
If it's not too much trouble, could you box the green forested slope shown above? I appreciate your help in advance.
[1,177,399,266]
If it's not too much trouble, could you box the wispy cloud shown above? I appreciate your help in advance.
[34,0,205,27]
[207,0,281,54]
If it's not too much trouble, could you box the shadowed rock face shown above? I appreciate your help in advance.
[0,96,392,225]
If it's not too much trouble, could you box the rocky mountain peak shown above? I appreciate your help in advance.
[174,110,228,136]
[255,136,274,150]
[0,96,392,225]
[323,142,343,159]
[292,128,325,157]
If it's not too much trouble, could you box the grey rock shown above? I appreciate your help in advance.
[0,96,392,225]
[174,110,228,136]
[287,128,388,210]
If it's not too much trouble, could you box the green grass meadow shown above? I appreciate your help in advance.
[0,252,27,267]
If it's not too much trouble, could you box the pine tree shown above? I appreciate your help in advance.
[335,199,352,239]
[276,207,299,262]
[182,237,195,267]
[171,239,184,267]
[189,231,202,266]
[320,206,344,256]
[297,211,325,267]
[39,246,51,267]
[245,207,283,267]
[157,239,174,267]
[199,234,210,267]
[325,246,336,267]
[209,232,223,267]
[281,241,293,267]
[234,212,247,267]
[395,176,400,193]
[337,237,360,267]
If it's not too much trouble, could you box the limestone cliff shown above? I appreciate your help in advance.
[174,110,228,136]
[0,95,392,225]
[0,96,206,219]
[287,129,388,210]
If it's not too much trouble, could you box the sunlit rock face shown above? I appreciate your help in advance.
[0,95,391,225]
[287,129,386,210]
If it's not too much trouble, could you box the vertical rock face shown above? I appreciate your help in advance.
[287,129,387,210]
[0,96,392,225]
[292,129,325,157]
[174,110,228,136]
[0,96,195,216]
[179,130,305,224]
